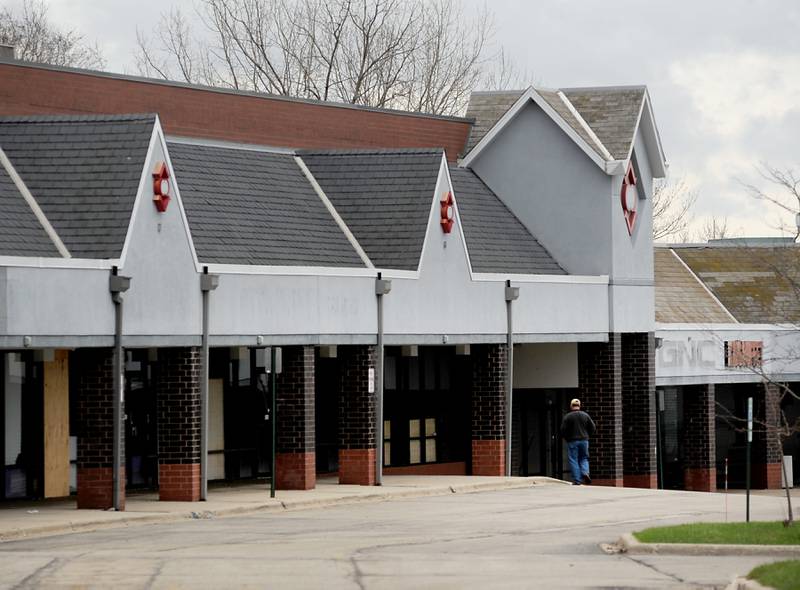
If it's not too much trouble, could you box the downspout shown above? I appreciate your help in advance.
[504,280,519,477]
[109,268,131,511]
[200,268,219,501]
[375,273,392,485]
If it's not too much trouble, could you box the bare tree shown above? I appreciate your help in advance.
[652,177,697,241]
[135,0,521,116]
[0,0,104,69]
[741,163,800,241]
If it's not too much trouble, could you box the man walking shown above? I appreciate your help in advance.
[560,398,596,485]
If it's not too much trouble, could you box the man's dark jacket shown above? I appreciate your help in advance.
[560,410,596,441]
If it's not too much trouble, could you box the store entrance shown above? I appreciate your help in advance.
[124,350,158,490]
[515,389,571,480]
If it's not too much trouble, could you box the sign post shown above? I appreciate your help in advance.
[746,396,753,522]
[269,347,282,499]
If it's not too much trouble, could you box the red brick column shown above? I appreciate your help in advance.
[683,384,716,491]
[338,346,376,485]
[75,348,125,510]
[156,348,201,501]
[578,334,623,487]
[622,333,657,489]
[471,344,507,476]
[276,346,316,490]
[754,382,783,489]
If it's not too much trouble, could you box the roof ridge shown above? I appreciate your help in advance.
[0,113,157,123]
[561,85,647,93]
[299,147,444,156]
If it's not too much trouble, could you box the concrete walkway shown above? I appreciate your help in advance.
[0,475,558,542]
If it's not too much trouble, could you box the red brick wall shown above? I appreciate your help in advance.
[276,346,316,490]
[159,463,200,502]
[276,452,316,490]
[684,384,716,492]
[156,347,201,501]
[75,348,124,509]
[622,333,657,488]
[471,440,505,476]
[471,344,507,476]
[338,346,377,485]
[578,334,623,486]
[339,448,376,485]
[0,63,472,161]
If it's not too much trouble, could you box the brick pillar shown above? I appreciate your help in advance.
[276,346,316,490]
[76,348,124,510]
[157,347,201,501]
[622,333,657,488]
[683,384,716,491]
[471,344,507,476]
[753,382,783,489]
[338,345,376,485]
[578,334,623,486]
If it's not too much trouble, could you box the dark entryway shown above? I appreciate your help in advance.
[513,389,571,480]
[382,346,470,471]
[1,352,43,500]
[124,350,158,490]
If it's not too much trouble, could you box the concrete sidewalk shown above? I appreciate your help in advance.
[0,475,561,542]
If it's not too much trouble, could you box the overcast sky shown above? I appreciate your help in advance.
[27,0,800,239]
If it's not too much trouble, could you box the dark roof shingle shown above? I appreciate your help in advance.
[168,142,364,267]
[0,162,60,257]
[449,166,564,275]
[0,114,155,259]
[301,149,442,271]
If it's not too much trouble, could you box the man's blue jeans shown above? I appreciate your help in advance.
[567,439,590,484]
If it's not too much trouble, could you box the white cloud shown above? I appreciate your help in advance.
[669,51,800,137]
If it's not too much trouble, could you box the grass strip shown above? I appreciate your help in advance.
[747,560,800,590]
[633,522,800,545]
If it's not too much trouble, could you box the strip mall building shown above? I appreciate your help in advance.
[0,57,797,508]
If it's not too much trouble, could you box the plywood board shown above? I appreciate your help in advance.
[44,350,70,498]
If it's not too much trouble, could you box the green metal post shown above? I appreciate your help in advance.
[271,347,277,499]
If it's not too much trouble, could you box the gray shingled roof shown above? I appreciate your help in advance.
[168,142,365,267]
[464,91,522,154]
[654,248,732,323]
[0,114,155,259]
[0,163,60,257]
[449,166,564,275]
[300,149,442,271]
[562,87,645,160]
[464,86,646,161]
[673,245,800,324]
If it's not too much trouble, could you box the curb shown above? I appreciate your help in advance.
[0,478,539,543]
[619,532,800,557]
[725,578,773,590]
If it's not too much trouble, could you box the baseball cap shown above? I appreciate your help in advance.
[570,398,581,408]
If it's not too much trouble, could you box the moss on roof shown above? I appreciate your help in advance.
[673,246,800,324]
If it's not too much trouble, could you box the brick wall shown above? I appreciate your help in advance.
[754,382,783,489]
[683,384,716,491]
[75,348,124,509]
[471,344,507,476]
[578,334,623,486]
[338,345,376,485]
[276,346,316,490]
[621,332,657,488]
[156,347,201,501]
[0,62,472,161]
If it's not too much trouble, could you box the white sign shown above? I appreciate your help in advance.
[747,397,753,442]
[368,367,375,394]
